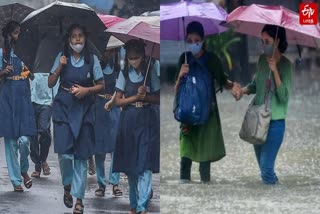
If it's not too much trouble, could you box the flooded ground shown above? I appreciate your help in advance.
[160,72,320,214]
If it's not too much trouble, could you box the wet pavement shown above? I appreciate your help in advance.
[160,73,320,214]
[0,140,160,214]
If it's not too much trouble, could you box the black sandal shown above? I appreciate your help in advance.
[24,179,32,189]
[73,202,84,214]
[94,186,105,197]
[112,185,123,197]
[64,185,73,208]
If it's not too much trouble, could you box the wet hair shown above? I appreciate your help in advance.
[100,48,120,72]
[186,21,204,40]
[261,24,288,53]
[123,39,146,79]
[63,24,91,64]
[1,21,20,65]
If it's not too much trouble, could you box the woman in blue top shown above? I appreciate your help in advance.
[0,21,36,192]
[113,39,160,214]
[48,24,104,214]
[93,46,123,197]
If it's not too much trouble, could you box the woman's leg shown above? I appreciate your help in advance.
[95,154,107,188]
[109,152,120,185]
[258,120,286,184]
[4,138,22,187]
[199,161,211,183]
[136,170,153,214]
[180,157,192,181]
[18,136,30,174]
[71,158,88,199]
[128,174,138,212]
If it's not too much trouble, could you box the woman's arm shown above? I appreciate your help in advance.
[144,91,160,105]
[72,80,104,99]
[114,91,138,107]
[48,55,67,88]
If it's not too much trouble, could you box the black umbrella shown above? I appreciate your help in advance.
[15,1,107,72]
[0,2,34,47]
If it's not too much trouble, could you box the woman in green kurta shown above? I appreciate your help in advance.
[175,21,241,183]
[238,25,292,184]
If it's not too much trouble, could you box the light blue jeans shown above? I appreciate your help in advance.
[95,153,120,187]
[4,137,30,187]
[58,154,87,199]
[128,170,152,213]
[254,120,285,184]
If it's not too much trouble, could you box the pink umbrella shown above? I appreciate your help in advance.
[97,14,125,28]
[106,16,160,59]
[227,4,320,48]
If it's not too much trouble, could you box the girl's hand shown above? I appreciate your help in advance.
[104,100,113,111]
[137,86,146,101]
[59,56,68,67]
[267,57,278,73]
[178,64,189,79]
[71,84,88,99]
[3,65,13,74]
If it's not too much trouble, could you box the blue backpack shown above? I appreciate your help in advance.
[174,52,215,126]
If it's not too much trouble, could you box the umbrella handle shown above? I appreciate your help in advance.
[269,26,279,79]
[143,43,155,86]
[182,17,187,64]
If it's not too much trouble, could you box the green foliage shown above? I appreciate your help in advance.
[206,30,241,70]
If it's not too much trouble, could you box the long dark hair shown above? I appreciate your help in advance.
[261,24,288,53]
[123,39,147,79]
[100,48,121,73]
[2,21,20,65]
[63,24,91,64]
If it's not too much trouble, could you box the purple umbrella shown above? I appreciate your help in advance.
[160,0,228,41]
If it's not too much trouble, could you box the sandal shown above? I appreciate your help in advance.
[22,173,32,189]
[112,185,123,197]
[94,186,105,197]
[88,158,96,175]
[73,201,84,214]
[64,185,73,208]
[42,162,51,176]
[31,171,41,178]
[14,185,24,192]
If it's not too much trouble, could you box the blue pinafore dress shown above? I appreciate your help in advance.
[52,55,95,160]
[94,66,121,154]
[113,73,160,176]
[0,49,36,138]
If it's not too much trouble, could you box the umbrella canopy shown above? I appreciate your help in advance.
[106,36,124,50]
[97,13,125,50]
[160,1,228,40]
[227,4,320,48]
[98,14,125,28]
[106,16,160,59]
[15,1,107,72]
[0,3,34,46]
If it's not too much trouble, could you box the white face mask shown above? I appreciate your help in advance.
[70,43,85,53]
[128,57,142,69]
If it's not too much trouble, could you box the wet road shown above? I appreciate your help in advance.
[0,140,160,214]
[160,73,320,214]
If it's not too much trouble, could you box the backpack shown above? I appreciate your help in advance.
[173,52,215,126]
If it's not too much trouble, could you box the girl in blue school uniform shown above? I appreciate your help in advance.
[93,46,123,197]
[48,24,104,214]
[0,21,36,192]
[113,39,160,214]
